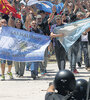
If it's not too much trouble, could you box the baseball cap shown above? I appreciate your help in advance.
[36,15,42,19]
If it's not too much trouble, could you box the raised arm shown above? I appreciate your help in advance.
[48,5,56,24]
[62,0,68,12]
[8,12,15,27]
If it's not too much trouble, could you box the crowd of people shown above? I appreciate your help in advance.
[0,0,90,81]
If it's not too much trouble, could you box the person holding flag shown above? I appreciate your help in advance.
[0,18,13,81]
[50,15,66,70]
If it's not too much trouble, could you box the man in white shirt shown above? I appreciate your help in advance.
[77,31,90,71]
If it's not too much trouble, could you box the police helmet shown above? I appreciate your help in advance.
[54,70,76,93]
[73,79,88,99]
[76,79,88,93]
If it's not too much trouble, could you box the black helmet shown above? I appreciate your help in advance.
[76,79,88,93]
[73,79,88,100]
[54,70,76,94]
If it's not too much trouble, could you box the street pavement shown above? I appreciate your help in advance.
[0,59,90,100]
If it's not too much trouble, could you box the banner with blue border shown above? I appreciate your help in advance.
[0,26,51,62]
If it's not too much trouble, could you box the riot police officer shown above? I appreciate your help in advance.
[45,70,76,100]
[73,79,89,100]
[45,69,90,100]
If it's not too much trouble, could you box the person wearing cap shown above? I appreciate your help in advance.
[37,10,50,36]
[36,15,42,19]
[50,15,66,70]
[37,8,56,36]
[36,7,57,75]
[36,14,48,75]
[36,14,42,27]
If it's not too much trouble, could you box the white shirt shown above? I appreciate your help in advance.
[81,33,88,42]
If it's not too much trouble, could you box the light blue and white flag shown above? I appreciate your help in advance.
[54,18,90,52]
[27,1,64,13]
[0,26,51,62]
[36,1,53,13]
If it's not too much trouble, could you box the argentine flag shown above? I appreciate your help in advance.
[27,1,64,13]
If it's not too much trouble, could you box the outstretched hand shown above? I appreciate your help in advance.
[52,5,56,13]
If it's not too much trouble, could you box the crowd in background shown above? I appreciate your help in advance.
[0,0,90,80]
